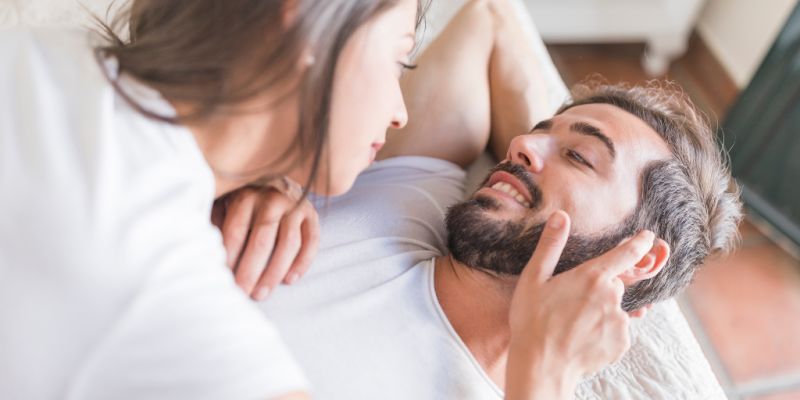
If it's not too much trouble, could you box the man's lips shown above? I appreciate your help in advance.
[485,171,533,204]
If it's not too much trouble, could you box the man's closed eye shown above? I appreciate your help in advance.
[567,149,593,169]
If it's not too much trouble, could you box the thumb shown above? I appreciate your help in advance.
[520,210,571,284]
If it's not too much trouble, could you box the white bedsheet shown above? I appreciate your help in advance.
[2,0,727,398]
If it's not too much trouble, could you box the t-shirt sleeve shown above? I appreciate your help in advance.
[66,257,309,400]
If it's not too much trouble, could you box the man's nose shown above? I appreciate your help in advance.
[507,135,545,173]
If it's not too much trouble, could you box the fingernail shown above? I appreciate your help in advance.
[548,212,565,229]
[254,286,270,301]
[286,273,300,285]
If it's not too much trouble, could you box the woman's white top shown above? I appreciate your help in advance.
[0,28,308,400]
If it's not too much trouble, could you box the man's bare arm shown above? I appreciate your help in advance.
[376,0,495,167]
[377,0,551,166]
[485,0,551,161]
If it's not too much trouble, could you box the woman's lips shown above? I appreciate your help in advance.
[369,142,385,164]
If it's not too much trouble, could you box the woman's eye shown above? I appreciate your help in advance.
[568,149,593,169]
[397,62,417,77]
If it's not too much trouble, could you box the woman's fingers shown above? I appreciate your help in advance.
[253,212,303,300]
[221,190,258,269]
[234,194,284,297]
[284,208,320,284]
[217,182,321,300]
[210,197,226,230]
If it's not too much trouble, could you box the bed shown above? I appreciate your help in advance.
[2,0,728,398]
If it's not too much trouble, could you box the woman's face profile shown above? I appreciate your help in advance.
[179,0,420,198]
[312,0,418,196]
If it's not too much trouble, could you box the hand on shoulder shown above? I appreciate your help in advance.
[212,177,320,301]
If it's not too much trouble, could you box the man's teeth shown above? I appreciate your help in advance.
[490,182,531,208]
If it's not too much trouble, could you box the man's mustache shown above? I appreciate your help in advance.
[478,161,544,211]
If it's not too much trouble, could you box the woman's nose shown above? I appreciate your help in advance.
[507,135,545,173]
[390,86,408,129]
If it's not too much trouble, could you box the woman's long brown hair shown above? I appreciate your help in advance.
[91,0,428,196]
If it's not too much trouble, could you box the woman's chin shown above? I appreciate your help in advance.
[326,176,358,197]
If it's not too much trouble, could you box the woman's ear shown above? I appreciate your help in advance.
[618,238,670,285]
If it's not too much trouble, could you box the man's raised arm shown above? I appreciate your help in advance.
[377,0,551,166]
[485,0,551,161]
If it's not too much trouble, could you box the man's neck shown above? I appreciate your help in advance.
[433,255,519,391]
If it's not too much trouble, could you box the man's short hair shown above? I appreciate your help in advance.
[559,80,743,311]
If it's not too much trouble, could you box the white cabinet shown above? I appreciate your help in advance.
[524,0,707,75]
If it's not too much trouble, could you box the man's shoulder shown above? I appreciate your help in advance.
[310,156,465,252]
[352,156,467,211]
[361,156,466,181]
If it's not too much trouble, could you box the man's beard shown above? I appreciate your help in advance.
[445,161,637,282]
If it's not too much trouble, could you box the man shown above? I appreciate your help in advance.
[244,0,742,398]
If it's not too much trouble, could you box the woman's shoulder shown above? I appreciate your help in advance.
[0,27,100,70]
[1,27,206,181]
[0,27,214,237]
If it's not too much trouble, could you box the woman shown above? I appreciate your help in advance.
[0,0,631,399]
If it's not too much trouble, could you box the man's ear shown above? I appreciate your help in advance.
[618,238,670,285]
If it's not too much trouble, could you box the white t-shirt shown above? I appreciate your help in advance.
[0,28,307,400]
[259,153,730,400]
[260,156,505,400]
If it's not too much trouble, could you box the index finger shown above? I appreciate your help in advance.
[592,230,655,278]
[520,210,571,283]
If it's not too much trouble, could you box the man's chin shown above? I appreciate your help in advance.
[444,197,543,276]
[470,192,503,212]
[446,188,646,312]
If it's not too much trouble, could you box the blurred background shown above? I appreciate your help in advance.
[521,0,800,399]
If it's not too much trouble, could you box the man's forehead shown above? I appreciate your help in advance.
[555,103,672,161]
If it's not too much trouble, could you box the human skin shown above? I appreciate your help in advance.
[220,0,662,398]
[380,0,669,394]
[192,0,419,300]
[183,0,418,199]
[193,2,419,397]
[182,1,419,398]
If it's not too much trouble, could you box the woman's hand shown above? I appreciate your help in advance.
[505,211,655,400]
[211,178,320,301]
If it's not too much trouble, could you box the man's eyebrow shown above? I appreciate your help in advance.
[569,122,616,159]
[530,119,553,132]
